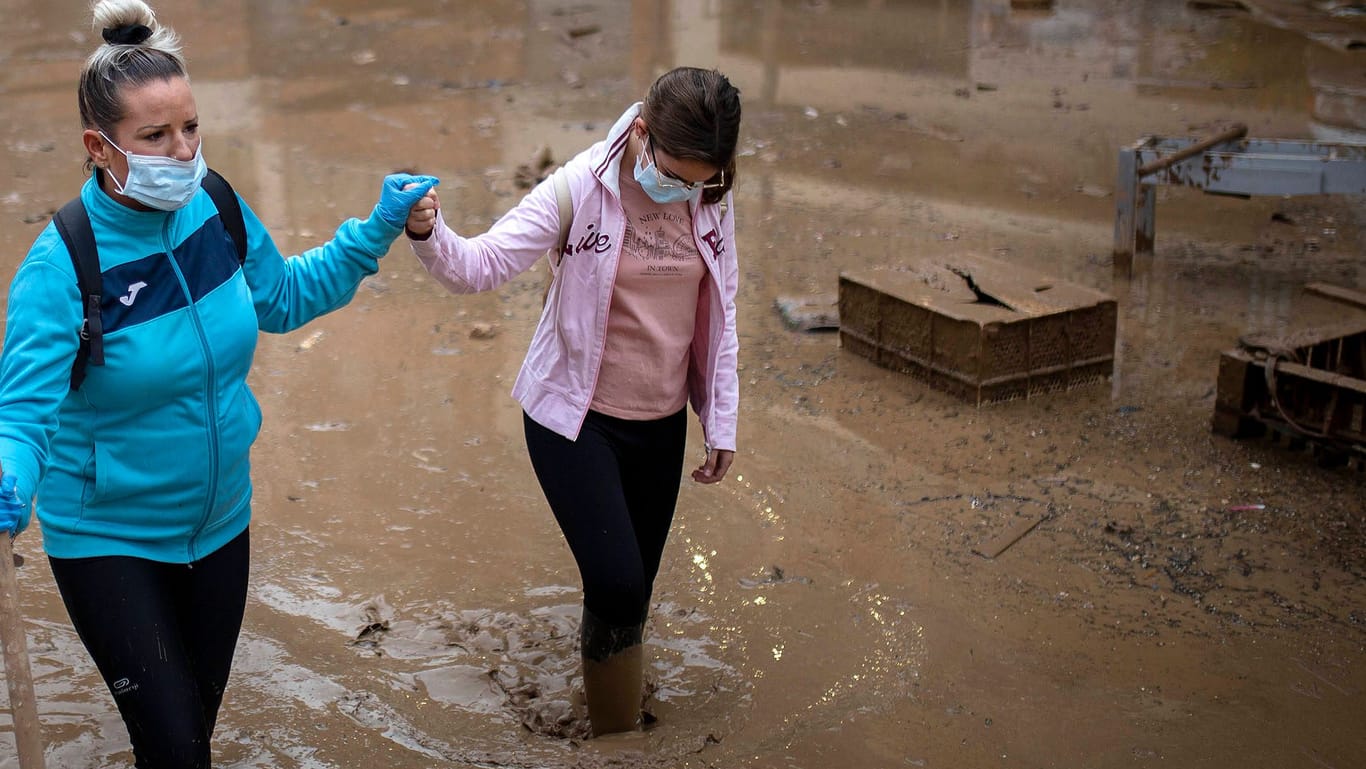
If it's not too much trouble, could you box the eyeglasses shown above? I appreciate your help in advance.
[646,135,726,191]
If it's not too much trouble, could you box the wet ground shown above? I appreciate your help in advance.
[2,0,1365,767]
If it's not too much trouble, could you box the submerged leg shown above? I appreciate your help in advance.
[580,607,644,736]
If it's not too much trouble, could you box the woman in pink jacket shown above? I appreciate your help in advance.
[405,66,741,736]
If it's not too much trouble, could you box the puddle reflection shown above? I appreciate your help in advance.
[0,1,1360,767]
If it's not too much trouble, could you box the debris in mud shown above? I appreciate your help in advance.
[489,664,591,740]
[1187,0,1249,11]
[469,322,498,340]
[738,565,813,588]
[350,596,395,651]
[410,447,446,473]
[12,140,56,153]
[774,294,839,332]
[972,509,1048,559]
[354,620,388,646]
[296,330,325,351]
[514,145,556,191]
[304,421,352,432]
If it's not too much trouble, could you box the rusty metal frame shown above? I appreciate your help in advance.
[1213,316,1366,467]
[1114,130,1366,267]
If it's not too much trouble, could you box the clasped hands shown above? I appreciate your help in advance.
[374,173,441,229]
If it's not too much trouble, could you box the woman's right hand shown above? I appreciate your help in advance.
[405,188,441,240]
[374,173,440,228]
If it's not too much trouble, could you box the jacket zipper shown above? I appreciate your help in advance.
[699,219,725,444]
[164,219,220,561]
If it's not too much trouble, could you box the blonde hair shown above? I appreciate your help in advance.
[78,0,186,133]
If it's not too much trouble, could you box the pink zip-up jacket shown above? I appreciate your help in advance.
[410,103,739,451]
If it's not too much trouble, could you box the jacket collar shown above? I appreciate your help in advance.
[588,102,643,200]
[80,170,171,241]
[588,101,716,220]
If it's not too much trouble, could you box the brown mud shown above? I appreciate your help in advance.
[1,1,1363,768]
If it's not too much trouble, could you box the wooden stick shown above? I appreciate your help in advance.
[1137,123,1248,176]
[0,535,45,769]
[1305,282,1366,311]
[972,511,1047,559]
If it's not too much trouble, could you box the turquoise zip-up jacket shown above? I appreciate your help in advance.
[0,174,401,562]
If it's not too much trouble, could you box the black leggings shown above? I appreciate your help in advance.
[524,409,687,657]
[48,528,250,769]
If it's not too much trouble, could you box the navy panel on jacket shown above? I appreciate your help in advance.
[173,215,241,302]
[99,252,188,333]
[96,215,239,333]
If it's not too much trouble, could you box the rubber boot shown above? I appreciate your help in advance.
[580,608,645,737]
[583,642,644,736]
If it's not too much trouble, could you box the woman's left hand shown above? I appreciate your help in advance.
[692,449,734,484]
[0,474,27,537]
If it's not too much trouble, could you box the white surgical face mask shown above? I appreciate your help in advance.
[101,132,207,211]
[634,152,701,204]
[633,135,703,205]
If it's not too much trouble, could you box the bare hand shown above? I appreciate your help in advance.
[692,448,734,484]
[404,186,441,240]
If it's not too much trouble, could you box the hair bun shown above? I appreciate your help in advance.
[102,24,153,45]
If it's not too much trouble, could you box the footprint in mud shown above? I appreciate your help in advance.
[362,604,593,739]
[487,661,592,740]
[430,606,659,740]
[357,603,711,742]
[485,660,663,741]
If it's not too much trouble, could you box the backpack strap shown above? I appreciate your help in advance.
[202,168,247,264]
[540,170,574,307]
[52,198,103,389]
[551,170,572,268]
[55,169,248,390]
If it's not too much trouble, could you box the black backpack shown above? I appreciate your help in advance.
[51,169,247,390]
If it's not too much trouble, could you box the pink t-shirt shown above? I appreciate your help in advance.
[590,164,706,420]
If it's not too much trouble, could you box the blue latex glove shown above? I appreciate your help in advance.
[0,473,25,537]
[373,174,441,228]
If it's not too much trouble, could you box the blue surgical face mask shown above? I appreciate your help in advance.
[634,145,702,205]
[101,132,207,211]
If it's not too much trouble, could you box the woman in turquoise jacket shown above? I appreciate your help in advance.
[0,2,436,766]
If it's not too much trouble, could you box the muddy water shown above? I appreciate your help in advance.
[2,1,1364,767]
